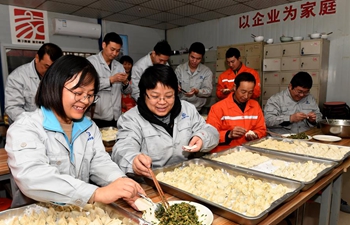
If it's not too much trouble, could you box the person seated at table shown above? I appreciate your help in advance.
[119,55,136,113]
[111,64,219,177]
[5,55,145,209]
[264,71,322,135]
[206,72,266,153]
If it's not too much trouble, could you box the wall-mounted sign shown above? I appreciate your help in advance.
[9,6,49,45]
[239,0,337,29]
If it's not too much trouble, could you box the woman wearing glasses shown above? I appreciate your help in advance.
[264,71,322,134]
[111,64,219,177]
[5,55,145,208]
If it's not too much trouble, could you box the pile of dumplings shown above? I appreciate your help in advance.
[156,164,291,217]
[212,151,269,168]
[1,203,133,225]
[251,139,350,160]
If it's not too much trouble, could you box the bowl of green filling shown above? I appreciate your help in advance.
[281,133,312,140]
[142,200,213,225]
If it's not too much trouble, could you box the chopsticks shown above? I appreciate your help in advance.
[148,167,170,210]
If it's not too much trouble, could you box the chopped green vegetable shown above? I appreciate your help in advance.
[155,202,200,225]
[286,132,308,139]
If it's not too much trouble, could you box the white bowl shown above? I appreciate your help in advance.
[254,36,264,42]
[310,33,321,39]
[293,36,303,41]
[321,34,328,39]
[266,38,274,44]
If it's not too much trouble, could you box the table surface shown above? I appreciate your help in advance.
[0,128,350,225]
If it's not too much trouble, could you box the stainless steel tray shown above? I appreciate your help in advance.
[203,146,337,191]
[0,202,151,225]
[243,136,350,163]
[145,158,303,225]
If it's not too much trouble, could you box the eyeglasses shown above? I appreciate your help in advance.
[293,88,310,96]
[146,93,175,102]
[64,86,100,103]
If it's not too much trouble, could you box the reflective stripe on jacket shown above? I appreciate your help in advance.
[207,93,266,153]
[216,64,261,100]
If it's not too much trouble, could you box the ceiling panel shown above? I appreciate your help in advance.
[193,0,238,10]
[140,0,185,11]
[0,0,303,29]
[37,1,82,14]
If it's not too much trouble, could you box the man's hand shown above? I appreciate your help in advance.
[185,88,199,97]
[132,154,152,177]
[307,112,317,123]
[228,126,247,139]
[182,136,203,152]
[221,89,231,95]
[110,72,128,84]
[290,112,308,123]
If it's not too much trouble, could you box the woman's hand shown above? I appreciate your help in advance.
[94,177,145,208]
[132,154,152,177]
[182,136,203,152]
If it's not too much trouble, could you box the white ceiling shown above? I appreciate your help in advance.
[0,0,301,30]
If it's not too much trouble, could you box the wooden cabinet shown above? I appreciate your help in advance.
[262,39,330,108]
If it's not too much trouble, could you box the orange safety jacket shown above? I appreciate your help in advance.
[216,64,261,100]
[207,93,266,153]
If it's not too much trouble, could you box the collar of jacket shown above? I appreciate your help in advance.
[186,62,202,74]
[41,106,92,136]
[97,51,116,70]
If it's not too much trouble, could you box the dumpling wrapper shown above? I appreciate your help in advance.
[135,198,153,211]
[183,145,197,150]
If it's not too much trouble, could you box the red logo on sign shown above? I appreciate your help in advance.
[13,8,45,40]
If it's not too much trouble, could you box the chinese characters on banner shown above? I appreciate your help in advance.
[239,0,337,29]
[9,6,49,45]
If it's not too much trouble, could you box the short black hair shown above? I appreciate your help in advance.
[36,55,100,120]
[153,40,172,56]
[189,42,205,56]
[119,55,133,65]
[226,48,241,59]
[103,32,123,46]
[37,43,63,61]
[290,71,313,89]
[139,64,178,99]
[234,72,256,89]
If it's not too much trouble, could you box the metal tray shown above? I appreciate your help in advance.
[243,136,350,163]
[145,158,303,225]
[0,202,151,225]
[203,146,337,191]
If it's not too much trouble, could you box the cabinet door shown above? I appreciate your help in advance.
[263,72,280,85]
[217,46,230,59]
[204,62,216,74]
[281,43,300,56]
[280,72,296,85]
[246,56,261,70]
[180,54,188,64]
[263,58,281,71]
[281,57,300,70]
[310,86,319,103]
[245,43,262,56]
[309,71,319,85]
[169,55,182,65]
[300,57,320,70]
[262,86,280,100]
[300,40,321,55]
[216,59,228,71]
[204,50,217,62]
[264,45,281,58]
[215,72,222,83]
